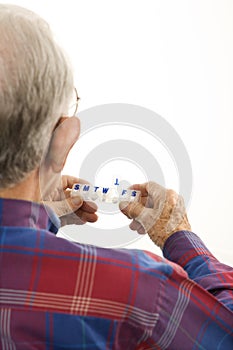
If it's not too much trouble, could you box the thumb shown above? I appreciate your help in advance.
[45,195,83,218]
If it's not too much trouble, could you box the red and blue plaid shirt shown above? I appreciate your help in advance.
[0,198,232,349]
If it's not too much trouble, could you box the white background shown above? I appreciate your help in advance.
[3,0,233,265]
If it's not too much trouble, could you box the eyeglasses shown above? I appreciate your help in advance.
[68,87,80,117]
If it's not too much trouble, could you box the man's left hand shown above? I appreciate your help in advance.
[43,175,98,226]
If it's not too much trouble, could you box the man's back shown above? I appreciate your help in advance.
[0,198,232,349]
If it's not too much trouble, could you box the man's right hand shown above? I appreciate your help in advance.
[119,181,191,249]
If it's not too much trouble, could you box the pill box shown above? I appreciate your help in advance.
[71,183,141,203]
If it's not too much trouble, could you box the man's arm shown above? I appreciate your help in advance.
[163,230,233,311]
[136,247,233,350]
[120,181,233,311]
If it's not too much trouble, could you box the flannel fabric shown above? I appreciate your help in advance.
[0,198,232,349]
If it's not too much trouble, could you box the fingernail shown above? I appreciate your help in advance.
[72,196,83,205]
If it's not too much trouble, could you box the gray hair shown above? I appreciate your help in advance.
[0,4,74,189]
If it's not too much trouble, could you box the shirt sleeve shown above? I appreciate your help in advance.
[162,230,233,312]
[136,238,233,349]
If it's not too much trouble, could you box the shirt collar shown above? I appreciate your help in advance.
[0,198,60,234]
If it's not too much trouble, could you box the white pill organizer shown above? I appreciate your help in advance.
[71,183,141,203]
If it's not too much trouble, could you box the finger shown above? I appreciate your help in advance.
[129,182,164,208]
[63,191,98,213]
[119,201,145,220]
[45,194,83,218]
[120,200,156,233]
[129,219,146,234]
[130,182,165,198]
[69,195,84,211]
[129,219,141,231]
[60,207,99,226]
[53,196,83,216]
[60,213,86,226]
[128,183,149,196]
[80,201,98,213]
[137,225,146,235]
[74,209,98,223]
[63,183,98,209]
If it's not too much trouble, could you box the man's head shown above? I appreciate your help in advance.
[0,4,74,189]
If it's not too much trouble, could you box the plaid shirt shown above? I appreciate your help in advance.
[0,198,232,349]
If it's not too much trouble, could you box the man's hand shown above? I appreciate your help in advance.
[119,181,191,248]
[43,175,98,226]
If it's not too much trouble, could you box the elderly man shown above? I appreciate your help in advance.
[0,4,232,350]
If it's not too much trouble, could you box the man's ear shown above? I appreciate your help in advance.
[45,116,80,173]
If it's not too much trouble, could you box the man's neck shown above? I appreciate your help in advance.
[0,169,40,203]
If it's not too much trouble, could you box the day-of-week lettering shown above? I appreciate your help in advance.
[73,184,139,197]
[73,184,140,199]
